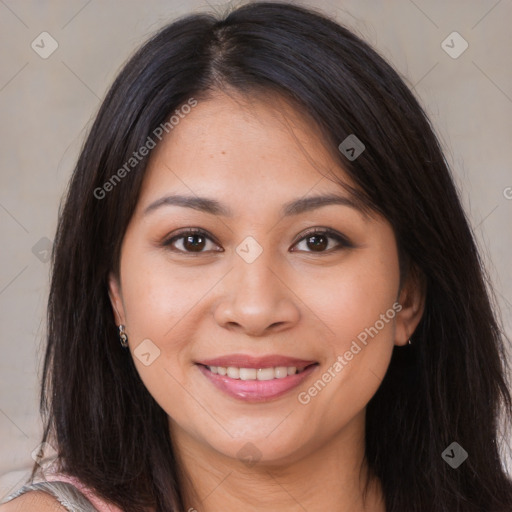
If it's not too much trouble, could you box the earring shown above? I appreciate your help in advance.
[118,324,129,348]
[408,337,412,345]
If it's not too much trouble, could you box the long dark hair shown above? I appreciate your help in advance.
[31,2,512,511]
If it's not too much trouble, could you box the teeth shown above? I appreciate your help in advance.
[256,368,274,381]
[206,364,308,380]
[240,368,257,380]
[275,366,288,379]
[227,367,239,379]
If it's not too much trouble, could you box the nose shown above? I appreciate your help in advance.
[213,249,301,337]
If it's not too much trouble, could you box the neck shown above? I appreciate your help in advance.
[169,411,385,512]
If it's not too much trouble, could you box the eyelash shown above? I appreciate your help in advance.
[162,227,352,255]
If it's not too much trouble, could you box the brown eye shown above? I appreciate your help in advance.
[305,234,328,251]
[163,227,351,255]
[292,228,352,253]
[182,233,207,252]
[163,229,220,254]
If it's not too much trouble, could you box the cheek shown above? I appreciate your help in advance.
[118,244,195,394]
[303,245,400,356]
[120,266,194,428]
[296,242,400,417]
[121,244,201,344]
[299,241,400,412]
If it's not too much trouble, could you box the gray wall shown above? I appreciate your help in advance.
[1,0,511,496]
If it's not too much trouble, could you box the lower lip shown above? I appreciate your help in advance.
[196,364,318,402]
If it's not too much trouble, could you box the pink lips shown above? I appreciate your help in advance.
[195,354,318,402]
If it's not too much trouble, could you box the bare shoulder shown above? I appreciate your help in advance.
[0,490,68,512]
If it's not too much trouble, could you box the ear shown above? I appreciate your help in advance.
[394,265,426,346]
[108,271,126,326]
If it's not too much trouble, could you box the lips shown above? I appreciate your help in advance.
[195,354,319,402]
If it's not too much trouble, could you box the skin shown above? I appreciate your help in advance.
[108,90,425,512]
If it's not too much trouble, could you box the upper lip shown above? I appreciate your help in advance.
[197,354,317,369]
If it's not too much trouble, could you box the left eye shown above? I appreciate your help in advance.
[163,228,350,254]
[291,228,351,253]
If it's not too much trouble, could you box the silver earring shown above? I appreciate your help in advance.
[118,324,129,348]
[408,337,412,345]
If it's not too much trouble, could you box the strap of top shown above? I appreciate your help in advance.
[0,480,100,512]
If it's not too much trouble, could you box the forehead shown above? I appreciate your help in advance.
[137,91,357,214]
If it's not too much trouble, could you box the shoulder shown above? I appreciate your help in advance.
[0,490,68,512]
[0,469,125,512]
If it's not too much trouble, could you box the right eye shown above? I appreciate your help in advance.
[162,228,222,254]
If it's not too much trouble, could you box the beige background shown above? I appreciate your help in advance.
[1,0,511,498]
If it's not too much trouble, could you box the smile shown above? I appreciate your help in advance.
[196,360,319,402]
[205,365,310,380]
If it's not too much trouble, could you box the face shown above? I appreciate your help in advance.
[108,91,424,466]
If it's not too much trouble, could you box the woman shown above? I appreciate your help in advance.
[1,2,511,511]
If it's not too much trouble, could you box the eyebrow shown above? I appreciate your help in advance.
[143,193,363,218]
